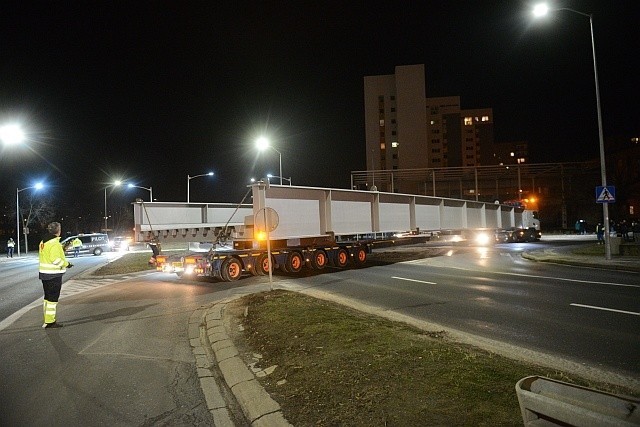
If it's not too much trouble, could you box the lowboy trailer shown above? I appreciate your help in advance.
[137,181,533,281]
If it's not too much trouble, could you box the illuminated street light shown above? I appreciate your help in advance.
[127,183,153,202]
[104,180,122,232]
[533,3,611,259]
[1,123,25,146]
[266,174,292,185]
[187,171,214,203]
[256,137,283,185]
[16,182,44,256]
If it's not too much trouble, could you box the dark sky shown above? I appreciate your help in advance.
[1,1,638,215]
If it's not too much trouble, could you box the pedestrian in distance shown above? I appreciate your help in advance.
[6,237,15,258]
[39,222,73,329]
[596,223,604,244]
[72,236,82,257]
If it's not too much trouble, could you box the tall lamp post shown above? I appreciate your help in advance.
[187,172,214,203]
[533,3,611,259]
[16,183,44,257]
[256,137,283,185]
[104,180,122,233]
[128,183,153,202]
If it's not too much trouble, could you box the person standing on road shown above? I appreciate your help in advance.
[71,236,82,257]
[596,223,604,244]
[6,237,15,258]
[39,222,73,329]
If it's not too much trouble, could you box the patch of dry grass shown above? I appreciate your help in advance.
[233,290,637,426]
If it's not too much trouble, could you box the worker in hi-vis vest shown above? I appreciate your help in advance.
[39,222,73,328]
[71,237,82,257]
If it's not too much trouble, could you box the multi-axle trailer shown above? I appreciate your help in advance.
[134,181,537,281]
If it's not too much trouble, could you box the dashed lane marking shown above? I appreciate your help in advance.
[570,303,640,316]
[391,276,437,285]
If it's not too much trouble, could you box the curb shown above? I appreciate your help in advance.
[521,251,640,272]
[189,298,292,427]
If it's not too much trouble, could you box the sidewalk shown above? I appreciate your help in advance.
[522,247,640,272]
[186,243,638,425]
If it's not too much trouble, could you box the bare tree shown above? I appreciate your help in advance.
[111,204,134,236]
[18,193,57,253]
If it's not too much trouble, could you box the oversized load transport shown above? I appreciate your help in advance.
[134,182,534,243]
[135,182,537,281]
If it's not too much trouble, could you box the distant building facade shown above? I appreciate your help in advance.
[364,64,497,192]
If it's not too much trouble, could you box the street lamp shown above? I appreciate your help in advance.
[256,137,283,185]
[127,183,153,202]
[1,123,25,146]
[267,174,292,185]
[104,180,122,232]
[16,182,44,256]
[187,172,214,203]
[533,3,611,259]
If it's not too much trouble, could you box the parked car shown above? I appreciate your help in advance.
[61,233,110,256]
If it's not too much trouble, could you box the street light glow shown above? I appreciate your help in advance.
[256,137,283,184]
[532,3,549,17]
[0,124,25,146]
[256,136,270,151]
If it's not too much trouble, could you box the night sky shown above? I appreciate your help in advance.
[1,1,638,219]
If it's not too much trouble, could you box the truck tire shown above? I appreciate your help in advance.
[333,248,349,268]
[353,246,367,266]
[221,258,242,281]
[93,247,103,256]
[254,253,271,276]
[286,251,304,273]
[309,249,328,270]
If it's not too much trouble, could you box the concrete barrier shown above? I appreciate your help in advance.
[515,376,640,426]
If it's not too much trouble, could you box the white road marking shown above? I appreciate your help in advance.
[392,276,437,285]
[570,303,640,316]
[406,261,640,288]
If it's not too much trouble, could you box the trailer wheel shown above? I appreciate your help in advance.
[255,253,271,275]
[221,258,242,281]
[334,248,349,268]
[353,247,367,266]
[309,249,328,270]
[286,251,304,273]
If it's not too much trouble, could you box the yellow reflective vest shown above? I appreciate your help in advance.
[39,236,69,275]
[72,238,82,248]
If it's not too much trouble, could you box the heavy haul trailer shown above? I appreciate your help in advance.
[136,181,533,281]
[156,238,371,281]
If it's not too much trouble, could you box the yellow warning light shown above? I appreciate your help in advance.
[256,231,267,241]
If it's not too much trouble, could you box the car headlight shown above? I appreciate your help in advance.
[475,232,491,246]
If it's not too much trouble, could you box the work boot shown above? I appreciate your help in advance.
[42,322,64,329]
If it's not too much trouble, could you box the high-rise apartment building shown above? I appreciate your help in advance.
[364,64,495,191]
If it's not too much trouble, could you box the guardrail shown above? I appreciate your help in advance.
[515,376,639,426]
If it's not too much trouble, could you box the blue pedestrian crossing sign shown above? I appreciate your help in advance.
[595,186,615,203]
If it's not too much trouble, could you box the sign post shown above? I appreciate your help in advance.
[255,207,279,291]
[595,186,615,260]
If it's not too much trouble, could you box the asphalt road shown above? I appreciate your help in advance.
[0,270,266,426]
[285,241,640,379]
[0,252,117,323]
[0,237,638,425]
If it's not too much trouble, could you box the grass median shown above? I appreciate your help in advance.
[230,290,637,426]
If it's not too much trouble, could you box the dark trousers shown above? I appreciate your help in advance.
[42,276,63,302]
[7,247,13,257]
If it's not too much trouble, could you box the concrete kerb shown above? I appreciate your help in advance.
[521,249,640,272]
[190,297,292,427]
